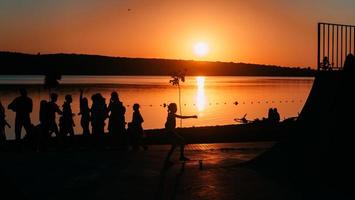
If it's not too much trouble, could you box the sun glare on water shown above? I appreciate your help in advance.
[193,42,209,57]
[196,76,206,112]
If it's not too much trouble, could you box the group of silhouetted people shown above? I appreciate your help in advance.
[0,88,149,151]
[0,88,201,168]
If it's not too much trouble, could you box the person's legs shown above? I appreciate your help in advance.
[54,124,59,136]
[59,123,65,137]
[81,118,90,135]
[139,132,148,150]
[165,144,176,163]
[69,126,74,136]
[49,122,59,137]
[23,116,32,137]
[172,132,189,160]
[84,125,90,135]
[15,117,22,141]
[0,127,6,142]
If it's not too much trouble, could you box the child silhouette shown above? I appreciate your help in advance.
[164,103,197,168]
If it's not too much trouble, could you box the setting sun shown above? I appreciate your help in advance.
[193,42,209,57]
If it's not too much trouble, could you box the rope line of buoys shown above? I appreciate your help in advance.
[123,99,305,108]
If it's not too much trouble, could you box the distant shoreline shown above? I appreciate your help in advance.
[0,51,316,77]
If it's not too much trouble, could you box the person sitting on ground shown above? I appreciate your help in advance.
[128,103,147,150]
[79,89,90,136]
[267,107,280,124]
[0,100,11,142]
[164,103,197,168]
[59,95,75,137]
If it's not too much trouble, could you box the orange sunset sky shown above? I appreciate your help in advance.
[1,0,355,68]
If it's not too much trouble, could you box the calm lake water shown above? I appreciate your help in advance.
[0,76,314,139]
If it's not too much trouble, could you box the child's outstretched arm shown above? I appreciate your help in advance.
[175,114,198,119]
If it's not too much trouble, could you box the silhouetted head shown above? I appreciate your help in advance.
[111,91,119,102]
[19,88,27,97]
[168,103,177,114]
[91,93,98,103]
[268,108,273,117]
[133,103,140,111]
[65,95,72,103]
[273,108,278,113]
[50,93,58,102]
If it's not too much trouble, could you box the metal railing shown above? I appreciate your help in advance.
[318,22,355,71]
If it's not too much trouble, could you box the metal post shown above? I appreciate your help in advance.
[341,26,343,68]
[345,26,348,58]
[337,26,339,67]
[318,23,321,70]
[328,24,330,59]
[350,27,353,54]
[332,25,334,66]
[323,24,325,65]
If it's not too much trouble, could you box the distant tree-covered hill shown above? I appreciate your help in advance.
[0,51,315,76]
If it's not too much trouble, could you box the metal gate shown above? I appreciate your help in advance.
[318,23,355,70]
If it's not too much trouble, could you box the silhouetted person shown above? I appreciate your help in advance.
[128,103,147,150]
[0,100,10,142]
[267,107,280,124]
[164,103,197,168]
[39,100,48,126]
[107,91,126,135]
[7,88,33,141]
[344,54,355,71]
[273,108,280,123]
[47,93,62,137]
[91,93,108,135]
[321,56,331,70]
[79,89,90,136]
[267,108,274,122]
[39,100,49,150]
[60,95,75,137]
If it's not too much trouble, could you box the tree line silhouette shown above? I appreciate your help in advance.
[0,52,315,76]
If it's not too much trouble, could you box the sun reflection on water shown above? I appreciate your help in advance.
[196,76,206,112]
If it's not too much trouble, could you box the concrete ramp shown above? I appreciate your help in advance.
[246,54,355,197]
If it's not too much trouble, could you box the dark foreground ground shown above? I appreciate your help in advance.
[0,142,299,200]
